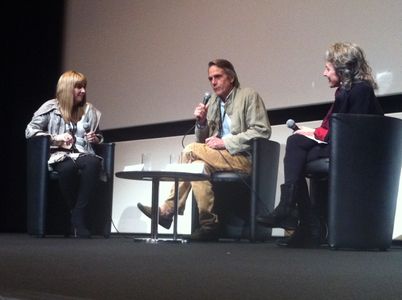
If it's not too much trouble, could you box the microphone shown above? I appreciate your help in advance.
[182,92,211,148]
[82,122,91,145]
[286,119,300,131]
[82,122,91,133]
[203,92,211,105]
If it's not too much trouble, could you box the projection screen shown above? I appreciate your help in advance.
[63,0,402,130]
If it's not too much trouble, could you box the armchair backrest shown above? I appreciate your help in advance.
[328,113,402,249]
[93,143,115,182]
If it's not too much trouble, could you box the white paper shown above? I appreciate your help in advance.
[123,164,145,171]
[293,127,328,144]
[163,162,205,174]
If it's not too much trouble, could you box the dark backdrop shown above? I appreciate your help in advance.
[2,1,65,232]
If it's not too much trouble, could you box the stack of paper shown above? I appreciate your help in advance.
[163,162,205,174]
[123,164,145,171]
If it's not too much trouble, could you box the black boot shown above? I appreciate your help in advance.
[256,182,300,230]
[300,203,321,248]
[277,181,320,248]
[278,213,320,248]
[276,226,307,247]
[71,208,91,238]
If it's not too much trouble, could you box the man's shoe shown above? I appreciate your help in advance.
[190,227,219,242]
[137,202,173,229]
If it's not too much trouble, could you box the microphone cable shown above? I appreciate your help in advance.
[181,92,211,149]
[181,124,196,149]
[110,217,137,239]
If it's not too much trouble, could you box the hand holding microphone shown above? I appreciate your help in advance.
[83,122,91,133]
[194,92,211,125]
[202,92,211,105]
[182,92,211,148]
[83,122,99,144]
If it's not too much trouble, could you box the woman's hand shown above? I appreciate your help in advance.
[53,132,75,148]
[86,131,100,144]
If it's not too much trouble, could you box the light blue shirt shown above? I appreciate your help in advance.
[219,100,232,138]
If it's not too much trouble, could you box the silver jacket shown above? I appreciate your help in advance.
[25,99,103,167]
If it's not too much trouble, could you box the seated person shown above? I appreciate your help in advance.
[138,59,272,241]
[257,42,383,248]
[25,70,104,238]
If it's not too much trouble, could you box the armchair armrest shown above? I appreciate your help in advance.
[250,138,280,241]
[250,138,280,207]
[93,143,115,182]
[26,136,51,236]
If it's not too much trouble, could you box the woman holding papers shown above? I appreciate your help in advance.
[257,42,383,248]
[25,70,103,238]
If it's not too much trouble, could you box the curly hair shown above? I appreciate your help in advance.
[326,42,378,90]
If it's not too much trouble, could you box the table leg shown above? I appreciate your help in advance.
[150,177,160,241]
[173,179,179,240]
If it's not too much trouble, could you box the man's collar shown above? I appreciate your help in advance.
[220,87,235,103]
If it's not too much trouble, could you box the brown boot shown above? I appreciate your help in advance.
[137,202,173,229]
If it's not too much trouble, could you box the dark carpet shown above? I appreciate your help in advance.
[0,234,401,300]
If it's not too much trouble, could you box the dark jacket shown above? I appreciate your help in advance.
[314,81,383,141]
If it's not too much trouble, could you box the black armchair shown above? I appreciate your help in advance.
[305,113,402,250]
[26,136,115,237]
[192,138,280,242]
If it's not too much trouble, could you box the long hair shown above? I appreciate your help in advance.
[325,42,378,90]
[56,70,88,123]
[208,59,240,88]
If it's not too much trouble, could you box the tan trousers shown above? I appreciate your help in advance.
[163,142,251,228]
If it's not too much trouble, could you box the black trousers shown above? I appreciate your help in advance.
[284,134,329,183]
[52,154,101,211]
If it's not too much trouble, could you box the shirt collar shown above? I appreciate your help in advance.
[219,87,235,103]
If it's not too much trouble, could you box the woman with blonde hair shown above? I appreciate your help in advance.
[257,42,383,248]
[26,70,103,238]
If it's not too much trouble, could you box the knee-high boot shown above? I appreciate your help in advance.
[71,208,90,238]
[277,180,321,248]
[256,182,300,229]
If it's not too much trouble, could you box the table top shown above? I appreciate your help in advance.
[115,170,210,182]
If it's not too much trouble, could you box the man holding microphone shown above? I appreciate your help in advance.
[138,59,271,241]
